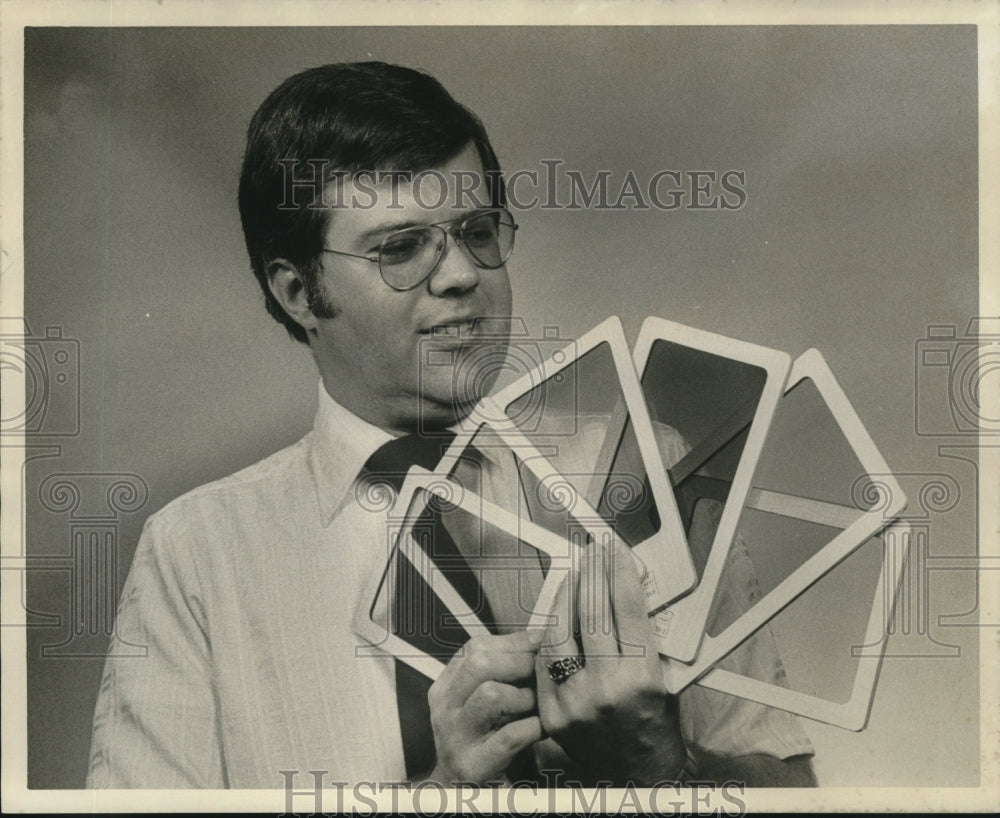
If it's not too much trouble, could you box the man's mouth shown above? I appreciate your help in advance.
[419,318,480,337]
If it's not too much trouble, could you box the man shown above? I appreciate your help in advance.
[87,61,816,788]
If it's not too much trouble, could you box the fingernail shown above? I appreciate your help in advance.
[526,628,544,647]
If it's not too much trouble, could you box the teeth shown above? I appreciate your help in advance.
[431,322,472,336]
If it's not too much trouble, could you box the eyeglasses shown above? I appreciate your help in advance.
[321,207,518,291]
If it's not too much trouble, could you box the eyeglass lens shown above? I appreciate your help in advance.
[380,209,515,289]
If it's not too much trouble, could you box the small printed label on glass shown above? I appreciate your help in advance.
[652,609,673,638]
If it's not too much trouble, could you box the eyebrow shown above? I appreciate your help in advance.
[355,219,424,245]
[353,208,489,246]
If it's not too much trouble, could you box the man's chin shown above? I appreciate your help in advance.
[416,392,481,431]
[416,363,495,409]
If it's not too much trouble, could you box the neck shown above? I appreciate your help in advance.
[319,377,470,438]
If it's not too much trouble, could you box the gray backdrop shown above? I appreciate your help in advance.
[22,26,980,788]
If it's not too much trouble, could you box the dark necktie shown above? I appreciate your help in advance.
[362,432,498,779]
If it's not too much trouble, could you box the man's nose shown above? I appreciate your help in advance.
[426,231,482,296]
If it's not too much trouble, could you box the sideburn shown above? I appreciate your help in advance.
[305,270,339,319]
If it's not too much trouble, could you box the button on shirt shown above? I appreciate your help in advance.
[87,383,812,788]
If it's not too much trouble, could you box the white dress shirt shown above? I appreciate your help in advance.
[87,382,812,788]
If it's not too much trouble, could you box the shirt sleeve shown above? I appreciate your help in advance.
[651,421,814,761]
[86,510,226,788]
[677,498,815,760]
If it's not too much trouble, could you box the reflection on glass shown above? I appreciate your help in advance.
[714,532,884,705]
[503,343,661,547]
[750,378,878,510]
[443,426,579,545]
[373,487,552,648]
[370,488,486,659]
[704,377,875,637]
[640,339,768,578]
[595,419,660,547]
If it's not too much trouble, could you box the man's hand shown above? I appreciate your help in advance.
[423,630,544,785]
[535,540,687,786]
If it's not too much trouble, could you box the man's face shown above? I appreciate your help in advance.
[307,144,514,433]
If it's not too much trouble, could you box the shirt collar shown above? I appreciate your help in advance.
[307,381,510,524]
[308,380,394,526]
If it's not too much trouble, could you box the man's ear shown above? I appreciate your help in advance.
[266,259,320,336]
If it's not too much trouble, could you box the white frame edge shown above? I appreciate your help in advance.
[480,316,697,610]
[693,520,913,730]
[660,347,907,689]
[352,466,578,681]
[633,316,792,661]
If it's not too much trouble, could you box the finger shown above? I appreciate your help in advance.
[535,570,577,712]
[465,681,537,730]
[445,630,541,707]
[484,714,543,762]
[578,539,618,662]
[607,538,656,665]
[539,569,579,660]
